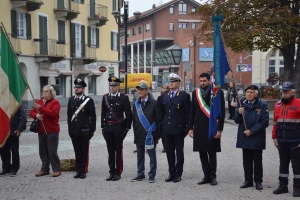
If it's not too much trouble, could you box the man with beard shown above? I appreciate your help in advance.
[188,72,225,186]
[272,82,300,197]
[101,76,132,181]
[160,73,190,183]
[67,78,96,179]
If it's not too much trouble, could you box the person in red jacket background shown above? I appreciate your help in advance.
[30,85,61,177]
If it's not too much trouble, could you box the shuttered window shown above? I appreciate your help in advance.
[39,15,48,55]
[111,31,118,51]
[57,20,65,43]
[11,10,31,39]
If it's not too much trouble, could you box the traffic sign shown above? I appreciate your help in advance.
[236,64,252,72]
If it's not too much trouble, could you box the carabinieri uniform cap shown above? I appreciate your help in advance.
[74,78,87,88]
[245,85,258,92]
[108,76,121,86]
[168,73,182,82]
[281,81,295,91]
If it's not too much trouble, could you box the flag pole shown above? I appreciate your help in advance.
[219,29,248,129]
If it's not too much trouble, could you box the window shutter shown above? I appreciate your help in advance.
[111,31,113,50]
[96,28,99,48]
[71,23,75,57]
[117,33,119,50]
[11,10,17,38]
[87,26,91,47]
[81,25,85,57]
[90,0,95,17]
[81,0,84,4]
[26,13,31,39]
[61,20,65,43]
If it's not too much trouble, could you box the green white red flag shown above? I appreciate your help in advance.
[0,26,28,147]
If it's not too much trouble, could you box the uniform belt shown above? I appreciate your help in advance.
[107,120,122,126]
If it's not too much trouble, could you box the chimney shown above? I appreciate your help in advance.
[152,4,156,9]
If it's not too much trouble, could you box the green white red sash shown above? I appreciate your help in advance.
[196,89,210,118]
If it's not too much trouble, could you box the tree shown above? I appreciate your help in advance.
[196,0,300,90]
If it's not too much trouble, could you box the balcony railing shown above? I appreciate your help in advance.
[7,33,21,54]
[85,45,96,59]
[35,39,65,57]
[54,0,80,20]
[88,4,108,19]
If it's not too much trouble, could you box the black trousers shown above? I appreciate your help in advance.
[103,130,124,176]
[228,100,235,119]
[278,142,300,187]
[199,151,217,180]
[71,135,89,174]
[242,149,263,183]
[0,136,20,173]
[163,134,184,176]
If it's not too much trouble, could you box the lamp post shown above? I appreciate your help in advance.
[112,1,141,94]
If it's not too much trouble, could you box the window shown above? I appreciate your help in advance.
[146,24,150,32]
[192,6,196,13]
[132,28,136,35]
[279,67,284,76]
[269,60,275,66]
[279,60,284,65]
[178,1,187,14]
[112,0,117,11]
[88,76,95,94]
[178,23,187,29]
[57,20,65,43]
[279,50,283,56]
[54,76,64,96]
[127,29,130,37]
[139,26,143,34]
[170,5,174,14]
[169,23,174,31]
[11,10,31,39]
[111,31,118,50]
[75,24,81,57]
[17,12,26,38]
[90,27,96,47]
[192,23,196,29]
[269,50,276,57]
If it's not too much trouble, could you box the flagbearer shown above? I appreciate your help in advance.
[101,76,133,181]
[160,73,190,183]
[67,78,96,179]
[188,73,225,186]
[131,81,162,183]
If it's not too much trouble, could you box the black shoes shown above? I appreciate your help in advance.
[106,174,114,181]
[240,181,254,188]
[112,175,121,181]
[294,187,300,197]
[255,183,263,190]
[80,173,86,179]
[210,179,218,186]
[131,175,145,182]
[173,175,182,183]
[273,183,288,194]
[74,173,81,179]
[198,177,211,185]
[165,174,175,182]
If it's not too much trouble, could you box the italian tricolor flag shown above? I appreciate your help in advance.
[0,26,28,147]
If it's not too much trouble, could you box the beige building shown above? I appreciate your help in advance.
[0,0,120,107]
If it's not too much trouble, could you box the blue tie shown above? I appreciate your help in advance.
[171,92,174,98]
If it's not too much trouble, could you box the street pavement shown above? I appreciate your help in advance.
[0,91,291,200]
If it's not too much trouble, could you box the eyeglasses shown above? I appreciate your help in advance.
[169,81,178,83]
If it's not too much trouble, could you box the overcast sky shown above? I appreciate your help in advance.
[125,0,204,16]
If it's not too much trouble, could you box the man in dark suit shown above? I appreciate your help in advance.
[160,73,190,183]
[0,104,27,177]
[188,72,225,186]
[101,76,133,181]
[67,78,96,179]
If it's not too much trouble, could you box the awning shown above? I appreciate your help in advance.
[88,70,103,76]
[55,69,73,76]
[75,70,90,77]
[39,69,58,77]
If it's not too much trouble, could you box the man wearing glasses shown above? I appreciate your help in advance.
[101,76,132,181]
[160,73,190,183]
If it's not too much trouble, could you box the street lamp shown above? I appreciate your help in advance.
[112,0,141,94]
[187,34,203,90]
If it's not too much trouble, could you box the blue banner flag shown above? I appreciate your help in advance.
[208,15,230,141]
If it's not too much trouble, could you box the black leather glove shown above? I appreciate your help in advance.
[123,129,129,140]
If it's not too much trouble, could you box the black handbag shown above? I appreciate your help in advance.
[30,119,40,133]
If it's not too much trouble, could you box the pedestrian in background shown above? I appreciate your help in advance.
[30,85,61,177]
[188,73,225,186]
[157,84,169,153]
[272,82,300,197]
[227,81,237,120]
[67,78,96,179]
[131,81,161,183]
[0,104,27,177]
[160,73,190,183]
[235,85,269,190]
[101,76,132,181]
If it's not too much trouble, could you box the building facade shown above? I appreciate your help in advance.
[0,0,120,107]
[121,0,252,91]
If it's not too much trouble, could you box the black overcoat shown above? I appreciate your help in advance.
[188,89,225,152]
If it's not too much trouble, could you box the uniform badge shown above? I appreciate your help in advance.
[256,109,261,114]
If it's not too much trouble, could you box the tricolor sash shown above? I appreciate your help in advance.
[196,89,210,118]
[135,100,156,149]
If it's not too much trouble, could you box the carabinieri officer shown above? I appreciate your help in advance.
[67,78,96,179]
[101,76,133,181]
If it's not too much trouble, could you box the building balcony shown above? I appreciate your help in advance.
[11,0,44,12]
[72,44,96,65]
[54,0,80,20]
[7,33,21,54]
[34,39,65,63]
[88,4,108,27]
